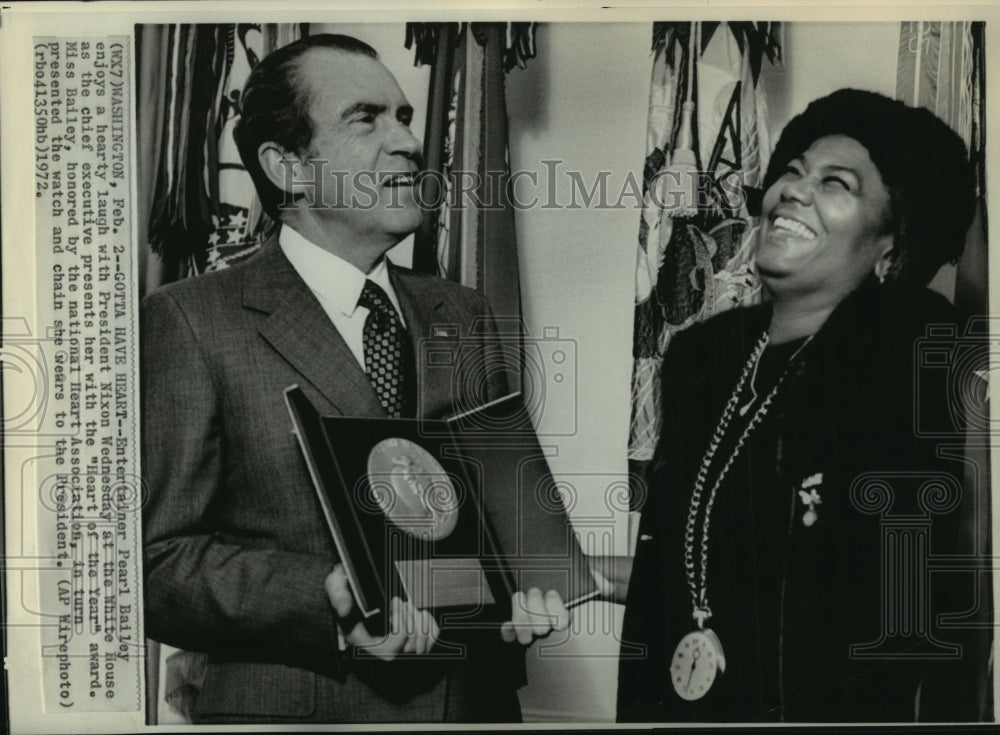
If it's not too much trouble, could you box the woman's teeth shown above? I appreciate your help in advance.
[772,216,817,239]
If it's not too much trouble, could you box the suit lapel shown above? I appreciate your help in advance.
[243,239,384,417]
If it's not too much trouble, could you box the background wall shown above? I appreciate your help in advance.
[322,20,943,722]
[503,22,650,721]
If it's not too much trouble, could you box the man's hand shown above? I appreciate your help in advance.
[500,588,569,645]
[499,560,627,645]
[325,564,439,661]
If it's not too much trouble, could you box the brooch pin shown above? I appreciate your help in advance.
[798,473,823,527]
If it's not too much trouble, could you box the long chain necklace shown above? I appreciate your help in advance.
[671,331,812,702]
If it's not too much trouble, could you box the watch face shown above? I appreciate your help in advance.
[671,629,723,701]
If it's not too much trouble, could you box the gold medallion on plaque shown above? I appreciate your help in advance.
[367,438,459,540]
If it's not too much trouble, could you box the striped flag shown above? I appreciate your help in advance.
[144,24,299,286]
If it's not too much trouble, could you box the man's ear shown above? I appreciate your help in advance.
[258,142,303,196]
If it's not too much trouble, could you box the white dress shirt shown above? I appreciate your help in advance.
[279,225,407,371]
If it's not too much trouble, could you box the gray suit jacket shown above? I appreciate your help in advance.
[141,239,519,723]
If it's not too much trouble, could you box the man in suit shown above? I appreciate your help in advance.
[141,33,566,724]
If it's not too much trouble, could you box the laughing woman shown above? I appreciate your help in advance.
[613,89,984,722]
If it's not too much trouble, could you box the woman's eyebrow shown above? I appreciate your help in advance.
[822,164,860,177]
[799,152,860,178]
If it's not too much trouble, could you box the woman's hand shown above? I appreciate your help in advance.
[587,554,634,605]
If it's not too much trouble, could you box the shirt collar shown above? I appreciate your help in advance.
[278,224,401,318]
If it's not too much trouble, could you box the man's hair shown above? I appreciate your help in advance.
[233,34,379,219]
[762,88,976,287]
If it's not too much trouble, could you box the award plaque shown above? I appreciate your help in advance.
[285,386,597,635]
[285,386,515,634]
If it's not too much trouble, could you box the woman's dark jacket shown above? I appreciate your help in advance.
[618,281,985,722]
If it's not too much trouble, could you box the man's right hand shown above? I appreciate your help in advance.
[324,564,439,661]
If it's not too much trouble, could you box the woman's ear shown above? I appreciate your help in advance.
[874,241,896,283]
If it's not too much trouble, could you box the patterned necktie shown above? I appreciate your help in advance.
[358,279,414,418]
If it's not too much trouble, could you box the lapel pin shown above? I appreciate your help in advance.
[798,473,823,527]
